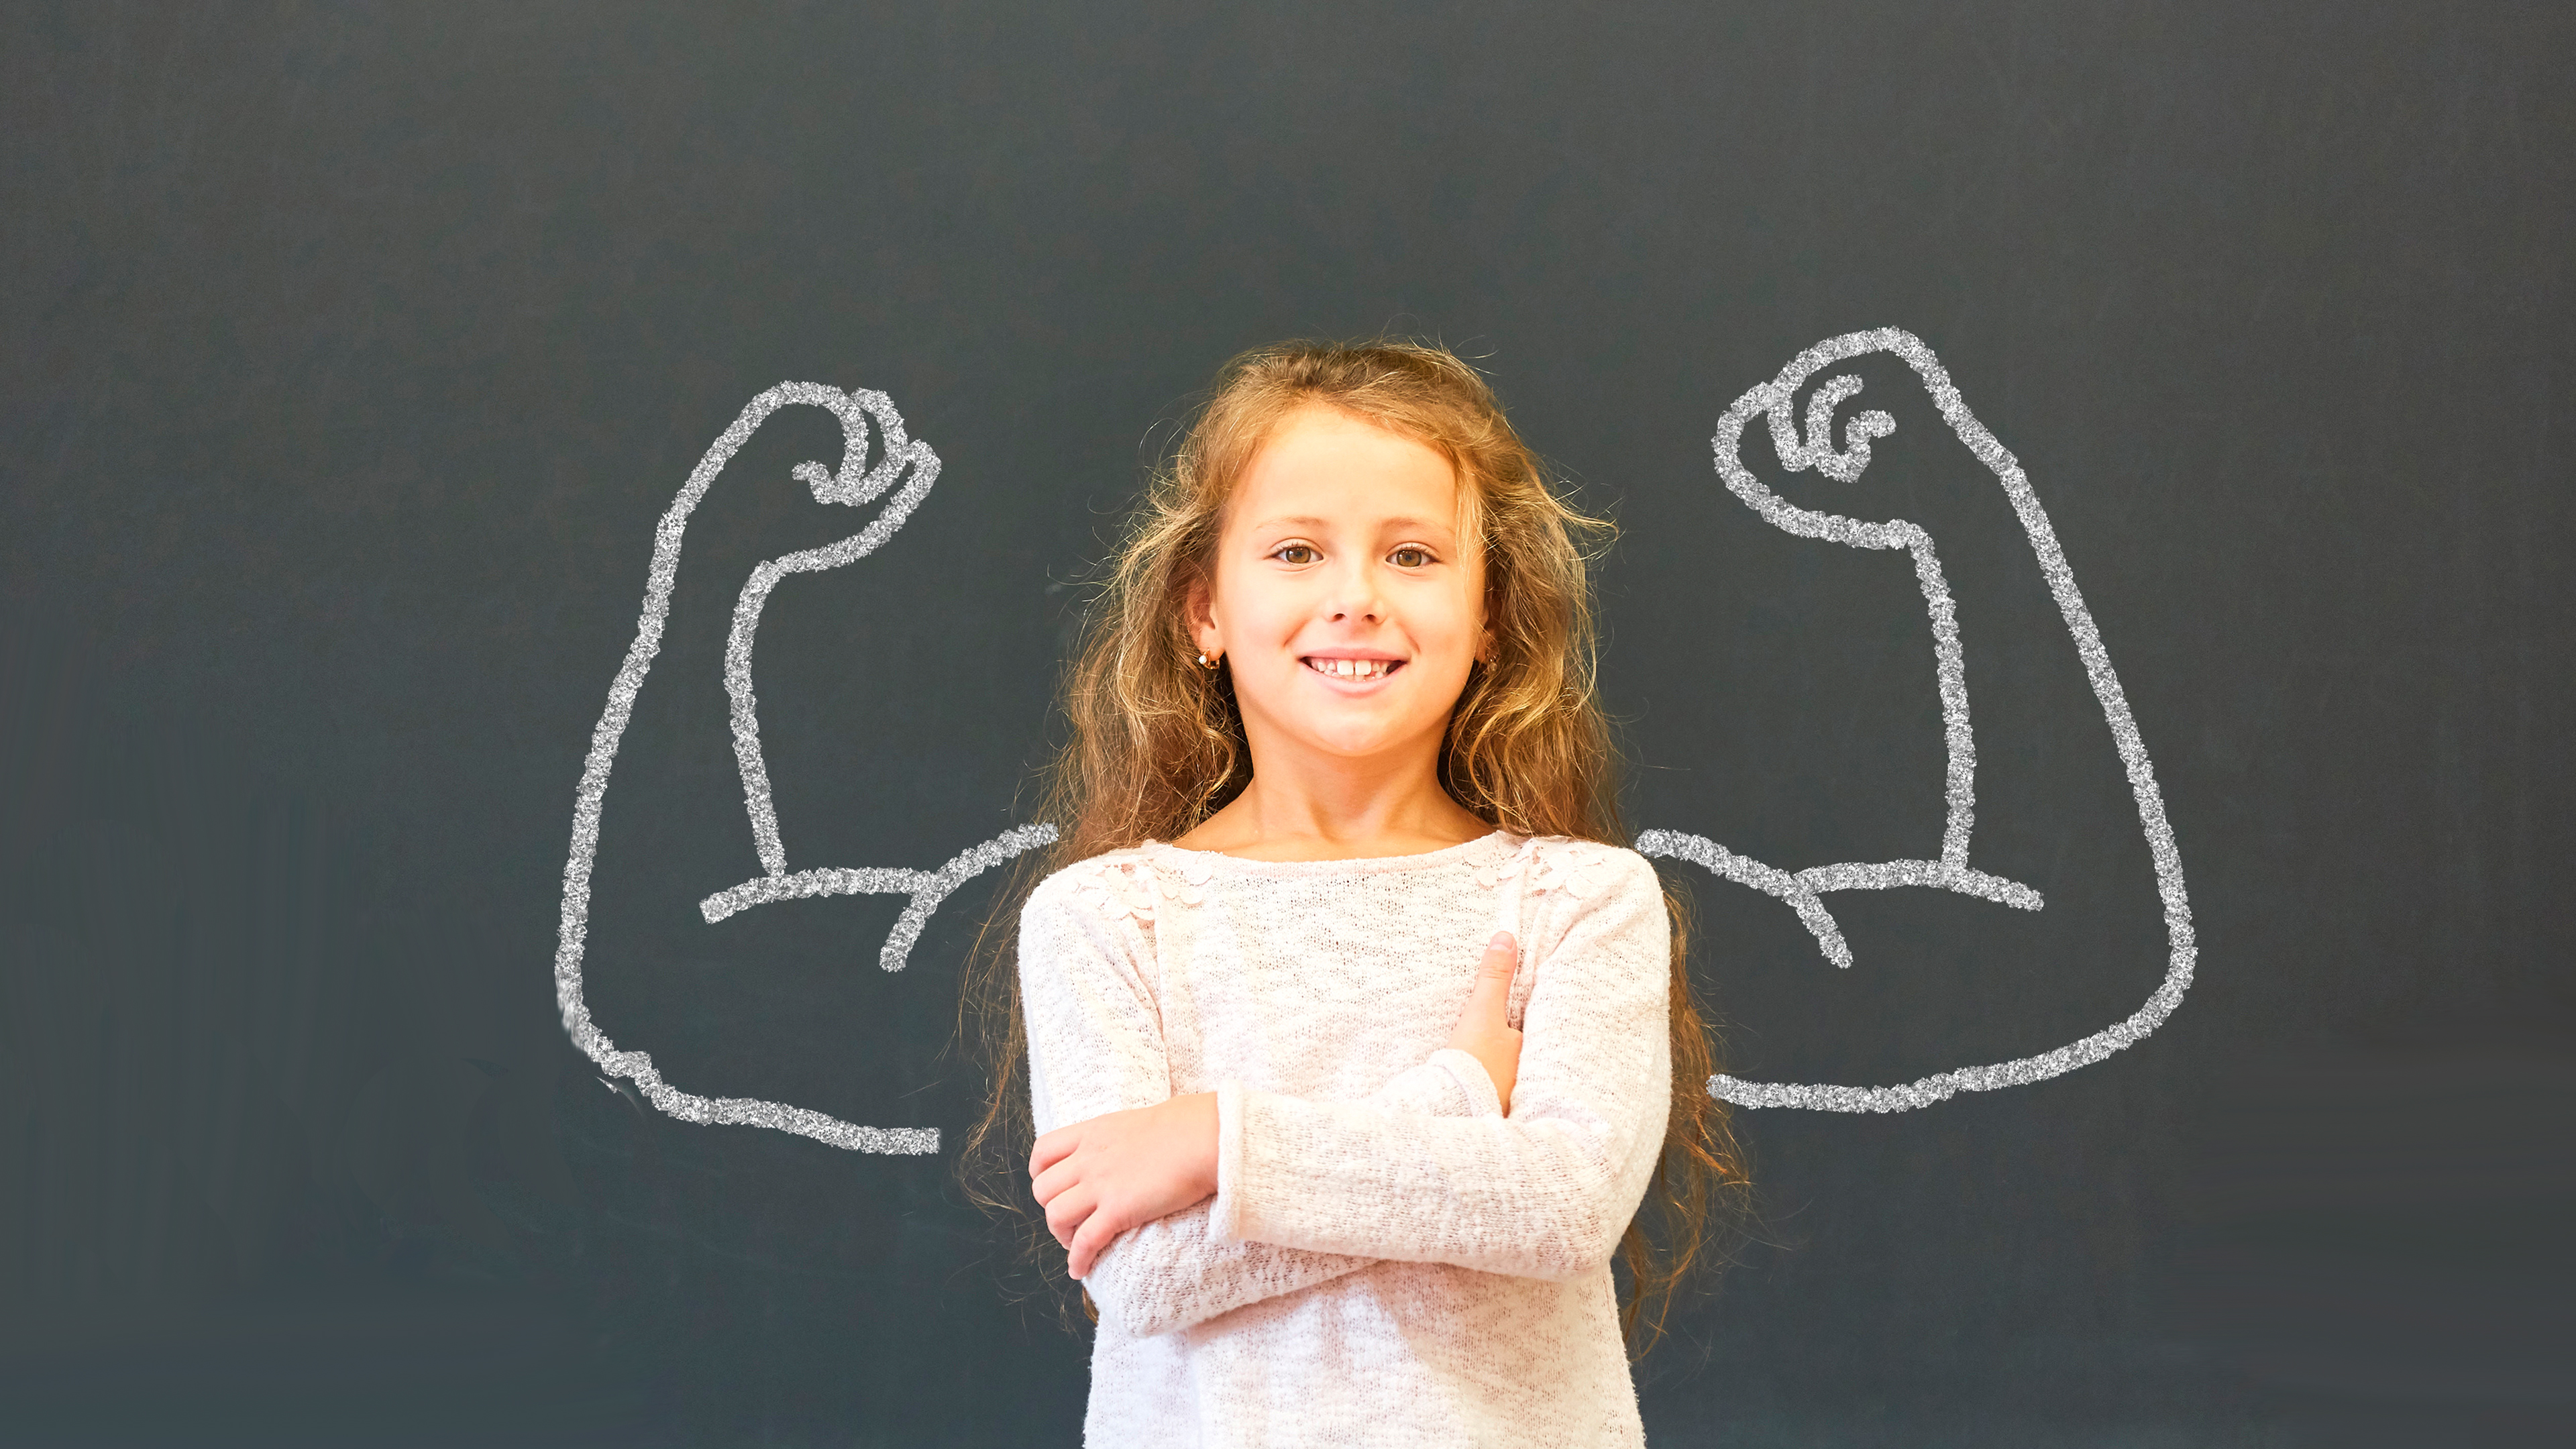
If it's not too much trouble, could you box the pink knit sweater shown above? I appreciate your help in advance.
[1019,830,1673,1448]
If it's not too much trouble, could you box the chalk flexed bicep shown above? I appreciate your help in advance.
[555,384,1051,1155]
[1646,330,2194,1114]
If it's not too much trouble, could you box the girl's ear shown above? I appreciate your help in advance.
[1185,574,1222,657]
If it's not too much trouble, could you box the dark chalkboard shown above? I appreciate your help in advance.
[7,3,2571,1444]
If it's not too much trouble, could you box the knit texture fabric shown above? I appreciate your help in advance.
[1019,830,1674,1448]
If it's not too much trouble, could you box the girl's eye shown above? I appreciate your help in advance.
[1273,543,1319,565]
[1390,545,1434,568]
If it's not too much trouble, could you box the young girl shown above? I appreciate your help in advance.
[961,340,1741,1446]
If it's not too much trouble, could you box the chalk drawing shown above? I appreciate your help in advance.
[560,342,2186,1138]
[1638,327,2194,1113]
[553,382,1057,1154]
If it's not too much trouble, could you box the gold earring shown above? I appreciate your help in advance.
[1197,651,1221,670]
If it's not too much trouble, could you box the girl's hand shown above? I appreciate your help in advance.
[1029,1091,1220,1280]
[1447,932,1523,1114]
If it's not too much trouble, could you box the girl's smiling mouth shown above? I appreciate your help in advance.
[1302,654,1407,682]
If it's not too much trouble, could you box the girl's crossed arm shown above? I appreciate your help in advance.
[1020,875,1515,1338]
[1202,849,1673,1281]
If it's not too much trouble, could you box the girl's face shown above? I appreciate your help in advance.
[1190,405,1488,769]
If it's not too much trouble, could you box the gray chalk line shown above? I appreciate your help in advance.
[1646,327,2194,1114]
[553,383,1055,1153]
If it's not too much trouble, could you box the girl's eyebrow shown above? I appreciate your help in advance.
[1252,515,1454,535]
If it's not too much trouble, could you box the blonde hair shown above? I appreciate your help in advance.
[956,337,1748,1356]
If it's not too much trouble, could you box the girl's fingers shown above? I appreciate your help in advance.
[1030,1153,1079,1208]
[1445,932,1523,1116]
[1068,1207,1128,1280]
[1464,932,1517,1020]
[1044,1183,1094,1248]
[1029,1126,1077,1179]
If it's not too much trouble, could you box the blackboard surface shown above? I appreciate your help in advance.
[6,3,2571,1444]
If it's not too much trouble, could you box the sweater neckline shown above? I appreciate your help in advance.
[1140,829,1521,879]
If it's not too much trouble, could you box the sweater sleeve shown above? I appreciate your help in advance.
[1018,869,1505,1339]
[1207,847,1674,1281]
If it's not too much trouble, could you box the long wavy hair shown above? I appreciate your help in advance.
[955,337,1749,1358]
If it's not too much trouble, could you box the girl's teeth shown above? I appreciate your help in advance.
[1311,658,1393,680]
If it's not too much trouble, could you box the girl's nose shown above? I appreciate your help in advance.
[1323,561,1385,624]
